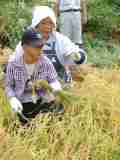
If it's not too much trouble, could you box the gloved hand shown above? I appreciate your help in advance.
[9,97,23,113]
[69,52,81,62]
[34,80,53,92]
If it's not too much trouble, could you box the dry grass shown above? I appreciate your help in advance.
[0,67,120,159]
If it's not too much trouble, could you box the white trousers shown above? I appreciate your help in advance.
[59,11,83,44]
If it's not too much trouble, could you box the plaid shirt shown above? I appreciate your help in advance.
[5,54,58,103]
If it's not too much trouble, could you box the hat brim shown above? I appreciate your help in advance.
[28,40,44,48]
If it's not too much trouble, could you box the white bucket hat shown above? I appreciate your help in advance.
[31,6,56,28]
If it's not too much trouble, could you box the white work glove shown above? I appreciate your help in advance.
[50,80,62,91]
[9,97,23,113]
[70,52,81,61]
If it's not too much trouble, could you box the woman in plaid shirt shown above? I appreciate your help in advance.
[6,29,63,124]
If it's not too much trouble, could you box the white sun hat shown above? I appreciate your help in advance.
[31,6,56,28]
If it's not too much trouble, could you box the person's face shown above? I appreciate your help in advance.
[23,45,42,64]
[35,17,55,38]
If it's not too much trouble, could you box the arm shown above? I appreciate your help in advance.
[60,34,87,65]
[5,62,23,112]
[46,59,62,91]
[5,62,15,98]
[35,59,62,103]
[56,33,87,82]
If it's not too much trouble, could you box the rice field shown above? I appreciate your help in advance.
[0,67,120,159]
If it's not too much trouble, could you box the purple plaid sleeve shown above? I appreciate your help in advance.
[5,63,15,98]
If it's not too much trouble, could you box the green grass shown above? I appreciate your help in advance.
[85,35,120,67]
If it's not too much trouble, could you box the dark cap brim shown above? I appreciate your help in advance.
[28,40,44,48]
